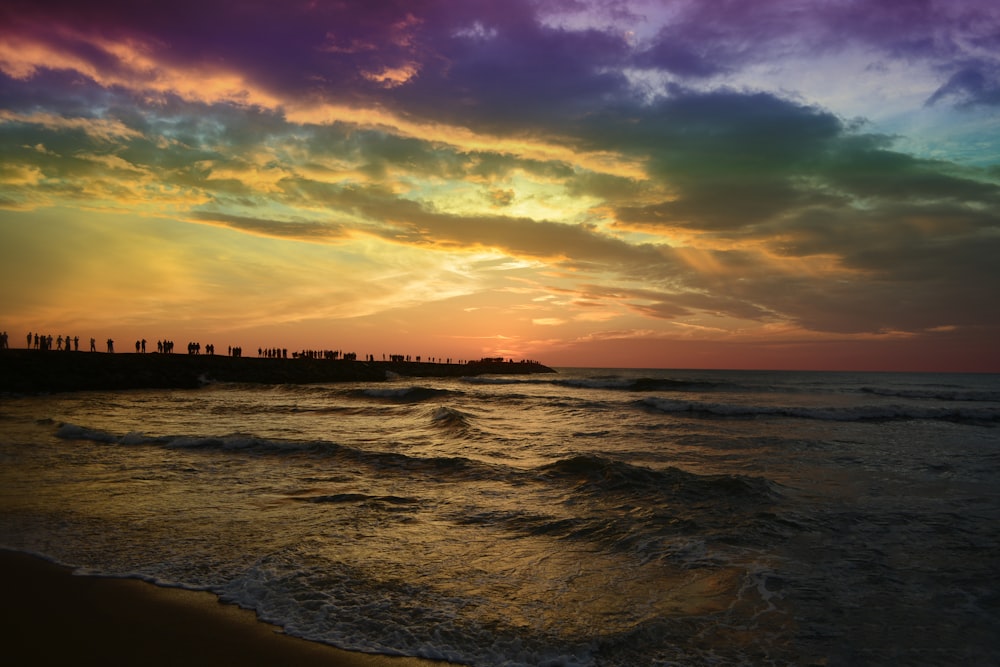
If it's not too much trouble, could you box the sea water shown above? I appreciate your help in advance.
[1,368,998,665]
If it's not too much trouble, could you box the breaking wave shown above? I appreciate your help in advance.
[860,386,1000,402]
[460,374,723,392]
[429,406,473,431]
[357,386,457,402]
[640,397,1000,424]
[538,454,780,503]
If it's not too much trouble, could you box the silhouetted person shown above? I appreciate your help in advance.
[141,339,146,353]
[107,338,114,353]
[73,336,79,351]
[90,338,96,352]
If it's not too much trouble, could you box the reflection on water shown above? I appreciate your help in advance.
[1,369,998,665]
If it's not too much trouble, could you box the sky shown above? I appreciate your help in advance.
[1,0,999,371]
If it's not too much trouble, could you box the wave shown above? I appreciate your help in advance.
[55,423,123,443]
[55,422,333,454]
[460,374,722,392]
[218,554,600,667]
[572,429,612,438]
[538,455,780,503]
[640,396,1000,424]
[442,455,787,562]
[465,371,1000,404]
[52,422,781,512]
[356,386,458,402]
[558,376,724,392]
[53,421,501,481]
[430,406,473,431]
[460,376,544,385]
[860,386,1000,402]
[293,493,421,507]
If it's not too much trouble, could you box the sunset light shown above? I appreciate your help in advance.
[2,0,998,371]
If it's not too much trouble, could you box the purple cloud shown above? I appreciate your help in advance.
[2,0,999,344]
[927,65,1000,107]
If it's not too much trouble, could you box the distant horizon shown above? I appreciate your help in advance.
[5,324,999,374]
[2,2,998,374]
[548,365,1000,376]
[4,343,997,376]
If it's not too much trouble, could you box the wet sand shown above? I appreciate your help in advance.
[0,550,450,667]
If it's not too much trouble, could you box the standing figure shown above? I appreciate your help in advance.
[90,338,96,352]
[107,338,114,353]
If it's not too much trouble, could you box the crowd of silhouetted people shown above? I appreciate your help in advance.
[20,331,88,352]
[8,329,545,368]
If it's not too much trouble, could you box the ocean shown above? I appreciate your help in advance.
[1,368,998,666]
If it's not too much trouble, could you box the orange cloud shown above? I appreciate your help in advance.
[0,110,142,142]
[0,29,282,108]
[362,63,420,88]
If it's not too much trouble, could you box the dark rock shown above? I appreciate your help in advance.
[0,350,555,394]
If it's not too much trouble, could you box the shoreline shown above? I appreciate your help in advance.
[0,549,452,667]
[0,349,555,393]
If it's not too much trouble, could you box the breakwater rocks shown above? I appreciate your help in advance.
[0,350,555,393]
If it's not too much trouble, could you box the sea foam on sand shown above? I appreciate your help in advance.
[0,550,449,667]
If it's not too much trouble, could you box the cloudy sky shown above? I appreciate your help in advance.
[1,0,998,370]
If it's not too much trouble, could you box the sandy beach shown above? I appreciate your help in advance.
[0,550,450,667]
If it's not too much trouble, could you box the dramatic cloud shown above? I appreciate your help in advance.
[1,0,998,370]
[927,65,1000,107]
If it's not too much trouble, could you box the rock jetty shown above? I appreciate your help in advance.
[0,350,555,394]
